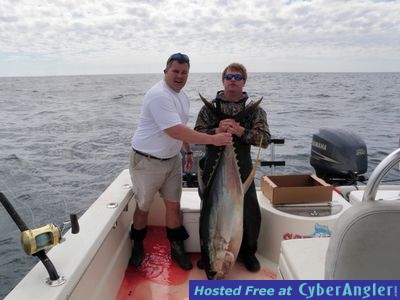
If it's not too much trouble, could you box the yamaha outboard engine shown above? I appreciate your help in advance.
[310,128,368,185]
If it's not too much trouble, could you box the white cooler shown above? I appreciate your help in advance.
[180,189,201,253]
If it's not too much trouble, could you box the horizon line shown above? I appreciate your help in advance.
[1,70,399,78]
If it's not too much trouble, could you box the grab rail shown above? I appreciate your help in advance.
[362,148,400,202]
[260,138,285,175]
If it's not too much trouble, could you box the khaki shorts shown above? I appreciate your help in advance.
[129,149,182,212]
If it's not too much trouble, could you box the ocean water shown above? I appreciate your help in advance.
[0,72,399,297]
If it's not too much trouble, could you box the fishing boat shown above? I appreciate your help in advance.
[2,128,400,299]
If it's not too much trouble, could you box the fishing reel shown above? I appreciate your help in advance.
[19,213,79,256]
[20,223,62,256]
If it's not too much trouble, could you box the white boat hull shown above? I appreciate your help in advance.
[6,168,399,298]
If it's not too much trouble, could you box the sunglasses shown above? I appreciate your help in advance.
[224,73,244,81]
[167,53,190,64]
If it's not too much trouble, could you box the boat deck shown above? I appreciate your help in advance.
[117,226,276,300]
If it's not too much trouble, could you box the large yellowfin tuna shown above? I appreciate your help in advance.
[198,94,262,280]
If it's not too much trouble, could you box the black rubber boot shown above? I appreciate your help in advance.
[196,259,204,269]
[129,225,146,267]
[238,253,261,272]
[167,226,193,270]
[243,255,260,272]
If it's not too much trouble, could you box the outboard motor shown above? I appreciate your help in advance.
[310,128,368,185]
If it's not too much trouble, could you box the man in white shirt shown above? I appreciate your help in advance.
[129,53,232,270]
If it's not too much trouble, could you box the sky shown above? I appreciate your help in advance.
[1,0,400,76]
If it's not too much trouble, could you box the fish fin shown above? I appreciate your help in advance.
[233,97,263,123]
[199,93,220,117]
[199,93,210,105]
[199,93,230,120]
[242,135,263,193]
[198,149,224,200]
[206,149,223,187]
[197,159,206,195]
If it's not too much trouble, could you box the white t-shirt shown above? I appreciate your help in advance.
[131,80,190,158]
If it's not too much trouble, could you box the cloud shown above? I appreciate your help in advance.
[0,0,399,75]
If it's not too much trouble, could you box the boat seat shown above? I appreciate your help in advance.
[278,237,329,279]
[279,199,400,279]
[325,200,400,279]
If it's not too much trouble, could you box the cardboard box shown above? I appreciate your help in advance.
[261,174,332,204]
